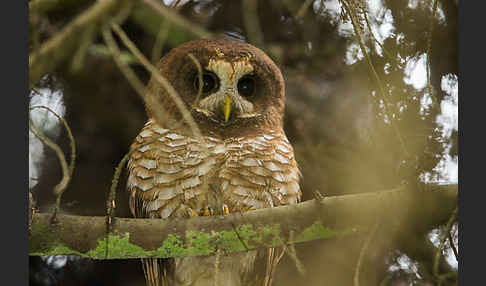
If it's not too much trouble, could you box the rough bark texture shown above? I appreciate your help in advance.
[29,184,457,259]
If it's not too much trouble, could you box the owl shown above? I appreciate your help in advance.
[127,38,301,286]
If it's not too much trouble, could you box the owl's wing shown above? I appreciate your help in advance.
[127,120,216,219]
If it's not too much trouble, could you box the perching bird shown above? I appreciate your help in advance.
[127,38,301,286]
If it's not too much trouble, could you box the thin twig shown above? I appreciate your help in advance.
[29,106,76,214]
[151,19,171,65]
[106,134,166,221]
[70,23,96,73]
[105,133,166,258]
[340,0,410,158]
[354,219,380,286]
[214,248,221,286]
[101,25,147,99]
[263,247,274,286]
[426,0,440,108]
[29,106,76,178]
[229,221,250,251]
[29,192,36,235]
[295,0,314,19]
[268,247,286,286]
[286,230,306,276]
[29,116,70,223]
[187,53,203,106]
[110,23,203,140]
[101,21,174,143]
[433,206,458,283]
[362,9,403,68]
[448,227,458,262]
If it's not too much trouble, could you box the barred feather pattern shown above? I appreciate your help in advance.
[127,119,302,286]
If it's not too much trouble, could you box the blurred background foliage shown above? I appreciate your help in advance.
[29,0,458,285]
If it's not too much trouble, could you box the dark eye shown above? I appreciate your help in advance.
[237,75,256,98]
[194,71,219,94]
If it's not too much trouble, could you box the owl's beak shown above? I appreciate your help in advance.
[223,95,232,122]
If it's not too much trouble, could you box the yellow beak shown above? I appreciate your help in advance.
[223,95,232,122]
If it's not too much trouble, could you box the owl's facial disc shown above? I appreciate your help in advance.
[193,58,260,125]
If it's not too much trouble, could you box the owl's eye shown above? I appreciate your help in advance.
[194,71,219,94]
[237,75,256,98]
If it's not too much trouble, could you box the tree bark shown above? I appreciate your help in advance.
[29,184,457,259]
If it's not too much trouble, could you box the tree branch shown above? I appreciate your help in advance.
[29,184,457,259]
[29,0,131,86]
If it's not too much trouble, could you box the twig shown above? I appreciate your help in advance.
[106,133,167,220]
[151,19,171,65]
[426,0,440,108]
[287,230,306,276]
[214,248,221,286]
[29,116,70,223]
[187,53,203,106]
[29,106,76,217]
[70,23,96,73]
[229,221,250,252]
[105,133,166,258]
[295,0,314,19]
[29,106,76,178]
[142,0,213,39]
[340,0,410,159]
[433,206,458,284]
[268,247,286,286]
[354,219,380,286]
[263,247,274,286]
[170,0,184,8]
[29,192,36,235]
[110,23,203,140]
[88,44,138,65]
[448,228,458,262]
[29,0,122,86]
[362,9,403,68]
[101,26,147,99]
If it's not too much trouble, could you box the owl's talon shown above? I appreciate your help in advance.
[243,205,256,212]
[222,204,230,216]
[202,206,215,216]
[186,208,199,217]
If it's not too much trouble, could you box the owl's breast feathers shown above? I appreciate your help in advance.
[127,119,301,219]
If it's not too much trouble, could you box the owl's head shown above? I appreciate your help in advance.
[146,38,285,138]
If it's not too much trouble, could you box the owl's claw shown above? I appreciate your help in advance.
[222,204,230,216]
[243,205,256,212]
[188,205,233,217]
[186,208,199,217]
[202,206,215,216]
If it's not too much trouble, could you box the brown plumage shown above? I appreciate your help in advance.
[127,38,301,286]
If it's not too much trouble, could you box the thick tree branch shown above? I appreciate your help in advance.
[29,184,457,259]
